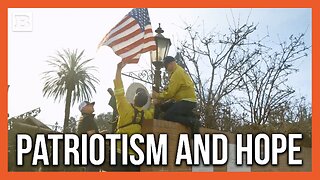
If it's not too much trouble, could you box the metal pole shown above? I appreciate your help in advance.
[154,66,161,92]
[152,61,162,119]
[152,61,163,92]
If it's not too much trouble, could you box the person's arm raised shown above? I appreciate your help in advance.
[115,62,126,84]
[113,62,126,96]
[113,61,131,118]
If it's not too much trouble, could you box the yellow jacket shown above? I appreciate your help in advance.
[159,64,197,102]
[114,78,154,154]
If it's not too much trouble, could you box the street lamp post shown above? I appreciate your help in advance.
[150,23,171,119]
[150,23,171,93]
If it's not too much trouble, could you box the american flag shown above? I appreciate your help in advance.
[99,8,156,64]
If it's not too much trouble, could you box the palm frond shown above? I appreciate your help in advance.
[42,49,99,104]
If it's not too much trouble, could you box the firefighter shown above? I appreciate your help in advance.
[152,56,200,135]
[112,62,154,171]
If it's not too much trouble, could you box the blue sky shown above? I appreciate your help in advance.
[8,8,311,127]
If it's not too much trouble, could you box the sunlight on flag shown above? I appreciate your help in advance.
[98,8,156,64]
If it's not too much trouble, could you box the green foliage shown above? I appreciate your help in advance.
[42,49,99,132]
[95,112,116,133]
[42,49,99,104]
[64,117,77,133]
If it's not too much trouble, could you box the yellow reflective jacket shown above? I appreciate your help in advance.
[159,64,197,102]
[114,78,154,154]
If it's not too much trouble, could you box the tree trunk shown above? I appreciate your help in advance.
[63,88,72,133]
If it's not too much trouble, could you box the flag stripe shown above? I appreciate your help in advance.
[126,59,139,64]
[110,26,154,50]
[143,26,153,34]
[108,28,142,47]
[99,8,156,63]
[107,19,137,42]
[117,41,156,63]
[106,23,139,45]
[108,26,154,47]
[107,16,132,37]
[122,51,141,63]
[120,38,155,58]
[99,16,132,47]
[126,54,140,63]
[111,31,154,52]
[112,33,144,53]
[115,37,155,56]
[117,41,144,58]
[141,44,156,53]
[118,41,155,62]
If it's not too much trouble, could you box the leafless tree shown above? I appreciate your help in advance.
[266,96,311,125]
[237,33,310,125]
[177,22,263,129]
[176,17,310,129]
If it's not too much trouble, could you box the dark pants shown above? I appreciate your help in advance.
[162,100,198,129]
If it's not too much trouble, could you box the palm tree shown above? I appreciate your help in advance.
[42,49,99,132]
